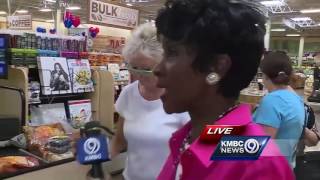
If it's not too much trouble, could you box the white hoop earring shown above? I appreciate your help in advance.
[206,72,220,85]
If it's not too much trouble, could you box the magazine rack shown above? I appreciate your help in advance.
[0,66,115,130]
[0,66,115,178]
[38,68,94,95]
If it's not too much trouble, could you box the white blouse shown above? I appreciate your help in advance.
[115,81,189,180]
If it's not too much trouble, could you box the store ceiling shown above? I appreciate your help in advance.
[0,0,319,37]
[0,0,165,24]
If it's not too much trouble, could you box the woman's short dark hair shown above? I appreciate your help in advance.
[156,0,266,98]
[260,51,292,85]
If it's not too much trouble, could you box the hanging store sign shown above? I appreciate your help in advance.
[89,0,139,29]
[7,15,32,30]
[91,35,126,54]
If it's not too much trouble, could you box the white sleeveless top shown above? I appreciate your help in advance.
[115,81,189,180]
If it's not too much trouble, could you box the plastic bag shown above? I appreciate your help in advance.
[23,123,71,161]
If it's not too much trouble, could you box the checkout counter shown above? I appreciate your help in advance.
[5,153,126,180]
[0,67,120,179]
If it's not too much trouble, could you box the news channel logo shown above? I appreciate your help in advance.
[211,136,270,160]
[84,137,101,155]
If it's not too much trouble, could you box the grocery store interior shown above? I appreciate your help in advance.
[0,0,320,179]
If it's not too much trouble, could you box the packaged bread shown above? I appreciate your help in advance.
[0,156,39,174]
[23,123,73,162]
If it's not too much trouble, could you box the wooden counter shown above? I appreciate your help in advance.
[5,152,126,180]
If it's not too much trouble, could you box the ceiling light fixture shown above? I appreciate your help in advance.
[0,11,7,15]
[66,6,81,10]
[286,34,300,37]
[45,19,54,23]
[300,9,320,14]
[16,9,29,14]
[39,7,52,12]
[271,28,286,32]
[260,0,284,7]
[291,17,312,21]
[126,3,133,6]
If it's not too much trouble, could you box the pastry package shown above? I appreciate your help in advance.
[0,156,39,174]
[23,123,73,162]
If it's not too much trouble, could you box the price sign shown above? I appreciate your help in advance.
[7,15,32,30]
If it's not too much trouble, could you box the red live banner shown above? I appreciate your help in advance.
[199,125,246,144]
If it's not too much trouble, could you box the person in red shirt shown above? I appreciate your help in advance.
[152,0,295,179]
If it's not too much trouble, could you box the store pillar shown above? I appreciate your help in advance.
[54,0,64,35]
[6,0,11,15]
[264,19,271,51]
[298,36,305,67]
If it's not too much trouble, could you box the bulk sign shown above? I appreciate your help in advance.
[89,0,139,29]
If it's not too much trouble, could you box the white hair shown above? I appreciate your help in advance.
[122,22,163,63]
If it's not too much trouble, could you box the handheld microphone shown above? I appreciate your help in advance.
[76,121,114,179]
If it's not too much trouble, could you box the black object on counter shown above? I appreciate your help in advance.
[47,136,72,154]
[0,86,26,139]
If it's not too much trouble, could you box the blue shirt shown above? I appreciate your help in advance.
[253,89,304,167]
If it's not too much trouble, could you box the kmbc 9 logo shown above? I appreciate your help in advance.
[211,136,270,161]
[244,138,260,154]
[84,137,101,155]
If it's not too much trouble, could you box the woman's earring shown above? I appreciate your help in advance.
[206,72,220,85]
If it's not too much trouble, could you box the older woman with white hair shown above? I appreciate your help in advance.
[111,22,189,180]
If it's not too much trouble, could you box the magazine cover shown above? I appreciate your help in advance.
[68,99,92,129]
[37,57,71,95]
[67,59,94,93]
[30,103,67,127]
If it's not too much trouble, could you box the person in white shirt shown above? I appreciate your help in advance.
[111,22,189,180]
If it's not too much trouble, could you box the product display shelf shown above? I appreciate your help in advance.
[239,87,265,110]
[114,80,129,86]
[0,66,115,178]
[0,30,85,42]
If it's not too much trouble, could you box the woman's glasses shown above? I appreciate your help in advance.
[126,64,154,76]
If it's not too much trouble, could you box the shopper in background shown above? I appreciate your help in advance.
[111,22,189,180]
[253,51,305,168]
[153,0,294,179]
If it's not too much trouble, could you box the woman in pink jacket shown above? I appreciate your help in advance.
[152,0,295,179]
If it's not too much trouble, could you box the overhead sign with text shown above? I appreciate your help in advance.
[89,0,139,29]
[7,15,32,30]
[92,35,126,54]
